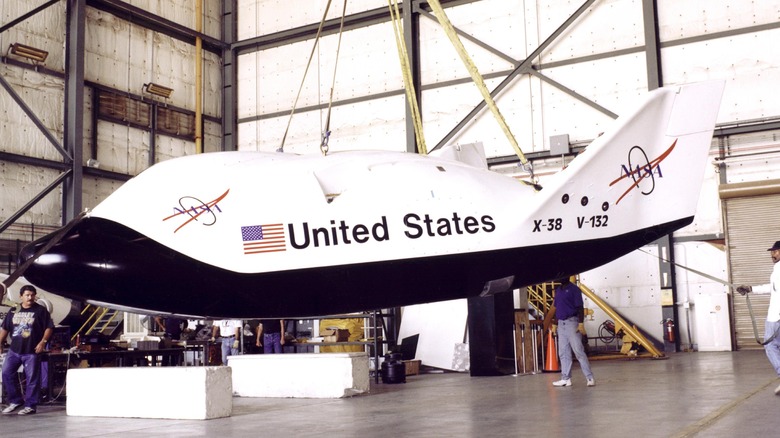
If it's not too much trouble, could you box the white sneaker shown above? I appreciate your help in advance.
[2,403,21,414]
[587,378,596,387]
[774,383,780,395]
[17,407,36,416]
[552,379,571,387]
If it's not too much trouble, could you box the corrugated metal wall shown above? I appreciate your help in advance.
[725,193,780,349]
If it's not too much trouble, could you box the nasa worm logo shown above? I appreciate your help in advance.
[163,189,230,233]
[610,139,676,205]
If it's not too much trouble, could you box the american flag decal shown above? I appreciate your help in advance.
[241,224,287,254]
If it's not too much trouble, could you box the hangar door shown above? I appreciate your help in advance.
[725,192,780,350]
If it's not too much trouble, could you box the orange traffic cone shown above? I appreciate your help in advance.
[543,329,560,372]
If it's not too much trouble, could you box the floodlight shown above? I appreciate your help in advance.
[143,83,174,99]
[8,43,48,63]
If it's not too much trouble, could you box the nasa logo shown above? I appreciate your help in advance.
[163,189,229,233]
[610,140,676,204]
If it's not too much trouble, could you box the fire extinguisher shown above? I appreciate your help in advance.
[663,318,675,343]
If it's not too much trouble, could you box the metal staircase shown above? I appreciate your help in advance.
[527,281,557,322]
[71,304,124,343]
[526,277,664,359]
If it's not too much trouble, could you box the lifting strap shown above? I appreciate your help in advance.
[387,0,427,154]
[638,248,777,345]
[279,0,335,153]
[320,0,348,156]
[745,293,779,346]
[426,0,528,166]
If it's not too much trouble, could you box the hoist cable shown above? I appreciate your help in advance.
[278,0,334,152]
[321,0,349,156]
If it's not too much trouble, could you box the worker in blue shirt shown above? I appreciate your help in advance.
[551,277,595,387]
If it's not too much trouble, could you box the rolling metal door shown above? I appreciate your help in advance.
[725,195,780,350]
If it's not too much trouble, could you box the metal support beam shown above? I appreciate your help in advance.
[0,0,61,34]
[86,0,227,54]
[0,74,70,160]
[64,0,86,224]
[0,170,72,235]
[642,0,663,90]
[90,86,99,161]
[527,69,617,119]
[233,0,479,55]
[430,0,598,153]
[656,235,680,353]
[222,0,237,151]
[642,0,677,352]
[150,105,158,167]
[403,1,423,153]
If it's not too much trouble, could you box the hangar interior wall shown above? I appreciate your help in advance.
[1,0,780,350]
[0,0,224,227]
[234,0,780,347]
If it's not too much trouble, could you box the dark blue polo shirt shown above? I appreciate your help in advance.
[554,282,584,321]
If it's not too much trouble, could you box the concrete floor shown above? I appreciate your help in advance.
[2,350,779,437]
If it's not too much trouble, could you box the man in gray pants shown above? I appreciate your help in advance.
[551,277,595,387]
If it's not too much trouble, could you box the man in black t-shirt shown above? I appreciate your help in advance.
[256,319,285,354]
[0,285,54,415]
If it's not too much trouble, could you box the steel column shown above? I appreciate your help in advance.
[403,1,423,153]
[642,0,663,90]
[223,0,237,151]
[63,0,86,224]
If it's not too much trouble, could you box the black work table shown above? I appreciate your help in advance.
[42,345,209,400]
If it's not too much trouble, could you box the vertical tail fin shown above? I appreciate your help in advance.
[536,81,725,241]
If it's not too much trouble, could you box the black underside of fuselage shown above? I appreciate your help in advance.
[19,216,691,319]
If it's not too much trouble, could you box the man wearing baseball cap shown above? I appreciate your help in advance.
[738,240,780,395]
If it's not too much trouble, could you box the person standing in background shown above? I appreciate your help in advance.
[551,277,595,388]
[738,240,780,395]
[256,319,285,354]
[0,285,54,415]
[212,319,241,365]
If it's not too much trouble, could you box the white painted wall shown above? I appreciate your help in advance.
[579,241,730,351]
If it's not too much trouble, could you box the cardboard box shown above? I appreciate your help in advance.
[404,359,421,376]
[321,329,350,342]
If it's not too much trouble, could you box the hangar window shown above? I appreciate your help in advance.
[157,106,195,139]
[97,90,151,129]
[96,89,195,140]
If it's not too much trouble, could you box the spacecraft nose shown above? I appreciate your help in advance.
[15,214,113,302]
[18,226,83,295]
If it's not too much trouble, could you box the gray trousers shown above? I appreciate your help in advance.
[557,317,594,380]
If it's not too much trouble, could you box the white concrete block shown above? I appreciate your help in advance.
[66,366,233,420]
[229,352,369,398]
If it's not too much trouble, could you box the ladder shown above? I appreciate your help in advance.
[526,278,665,358]
[71,304,124,343]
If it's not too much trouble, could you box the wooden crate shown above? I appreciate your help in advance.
[403,359,421,376]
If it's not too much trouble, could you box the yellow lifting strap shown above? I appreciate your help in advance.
[388,0,428,155]
[427,0,528,166]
